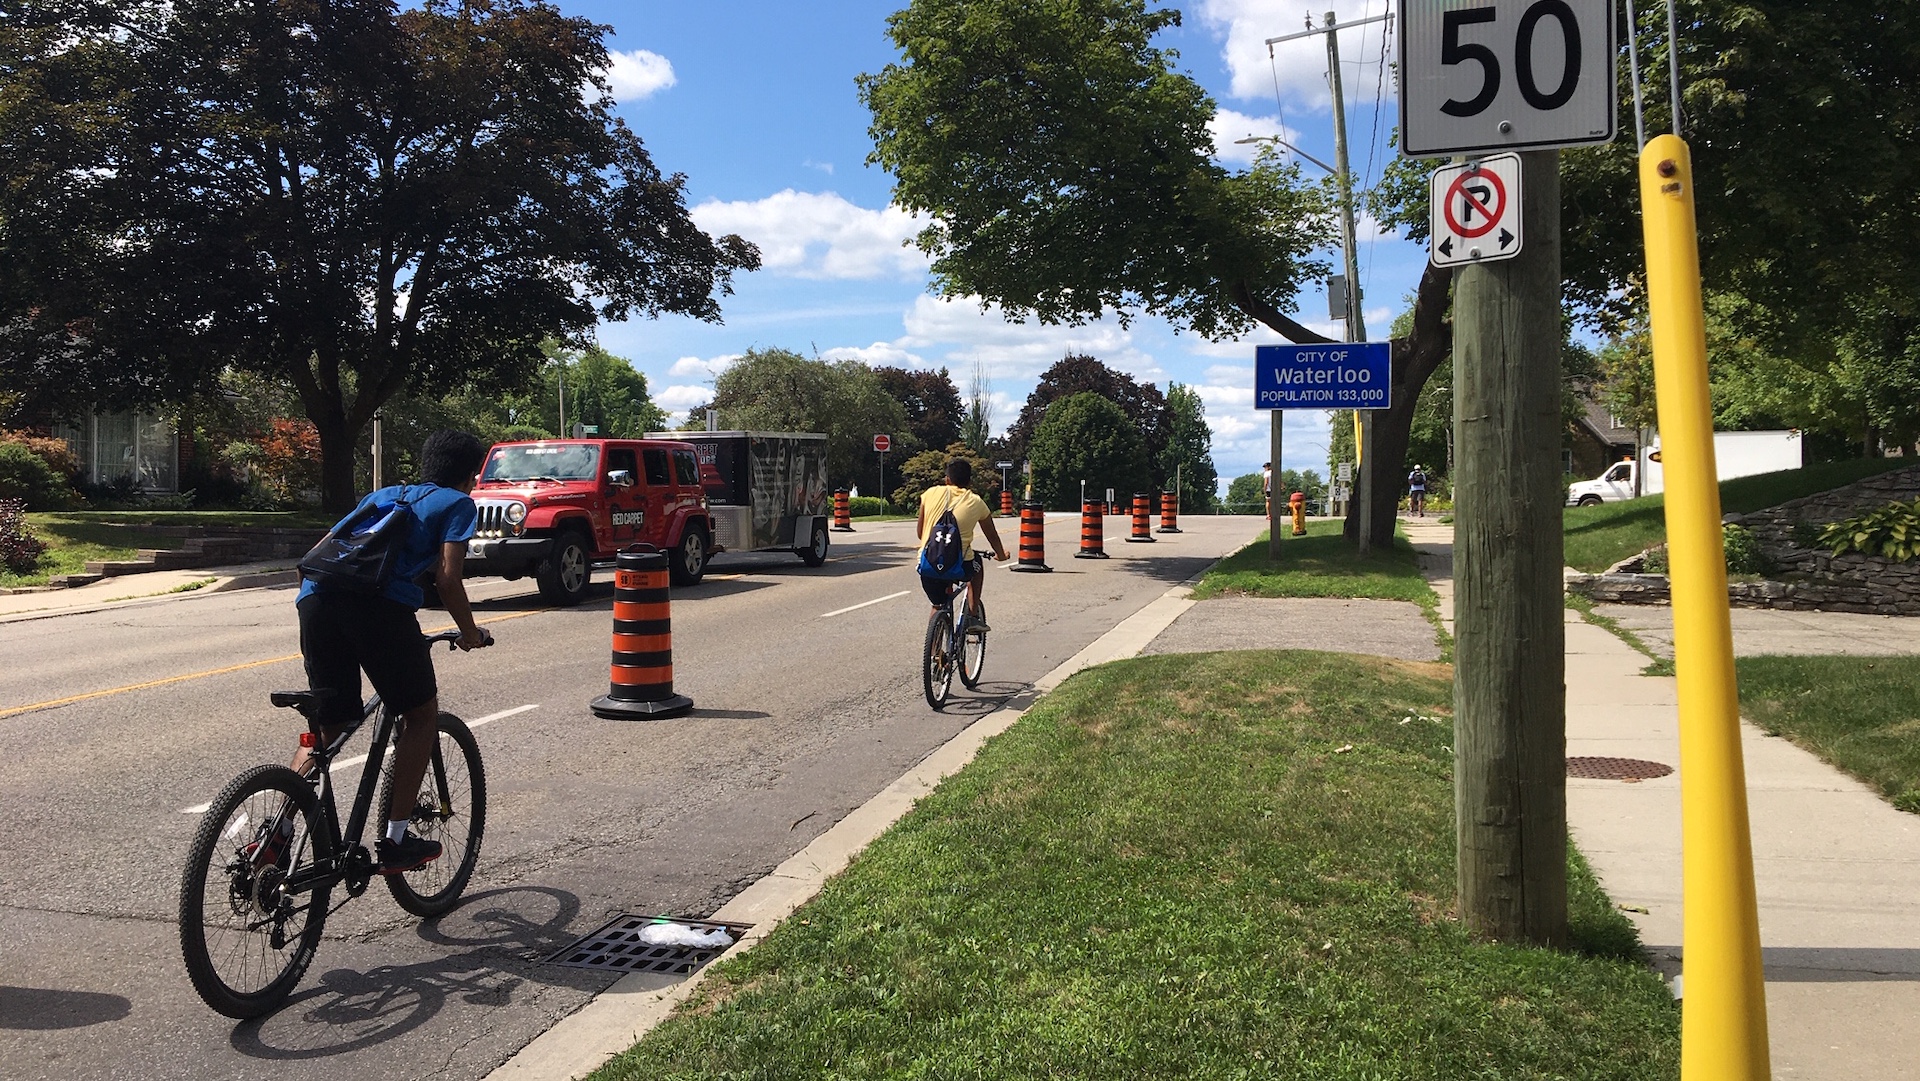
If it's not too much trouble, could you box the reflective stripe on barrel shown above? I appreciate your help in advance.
[1076,499,1108,558]
[591,548,694,719]
[1008,501,1053,572]
[1127,493,1155,543]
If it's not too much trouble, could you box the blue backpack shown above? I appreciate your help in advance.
[298,485,427,594]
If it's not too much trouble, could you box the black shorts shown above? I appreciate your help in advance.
[297,591,436,726]
[918,555,983,605]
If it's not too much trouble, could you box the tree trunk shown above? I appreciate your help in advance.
[312,413,364,515]
[1452,150,1567,947]
[1345,263,1453,548]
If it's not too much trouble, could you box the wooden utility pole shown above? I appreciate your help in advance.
[1452,149,1568,946]
[1325,12,1373,554]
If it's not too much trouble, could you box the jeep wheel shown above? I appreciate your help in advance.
[536,532,591,605]
[799,520,829,567]
[1577,495,1603,507]
[670,527,707,586]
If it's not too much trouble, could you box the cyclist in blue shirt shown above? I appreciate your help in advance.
[289,430,492,873]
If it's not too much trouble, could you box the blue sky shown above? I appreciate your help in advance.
[565,0,1425,493]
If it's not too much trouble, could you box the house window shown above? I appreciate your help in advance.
[1562,449,1574,475]
[52,411,179,491]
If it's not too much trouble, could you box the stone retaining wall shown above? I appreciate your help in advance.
[1573,463,1920,615]
[203,526,327,560]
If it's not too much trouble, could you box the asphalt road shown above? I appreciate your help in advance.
[0,514,1262,1081]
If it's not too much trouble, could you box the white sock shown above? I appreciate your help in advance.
[386,819,410,845]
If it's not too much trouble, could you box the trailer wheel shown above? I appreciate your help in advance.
[536,531,592,605]
[1576,495,1603,507]
[670,526,708,586]
[799,520,829,567]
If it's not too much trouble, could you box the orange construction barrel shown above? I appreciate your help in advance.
[590,548,693,719]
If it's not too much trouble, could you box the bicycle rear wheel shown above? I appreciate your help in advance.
[922,608,955,709]
[959,610,987,689]
[179,764,333,1018]
[382,712,487,917]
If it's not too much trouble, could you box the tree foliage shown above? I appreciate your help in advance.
[860,0,1453,546]
[701,348,911,490]
[1159,383,1217,512]
[1224,472,1266,514]
[0,0,758,509]
[891,441,998,509]
[873,366,963,456]
[1006,354,1168,482]
[1027,392,1150,511]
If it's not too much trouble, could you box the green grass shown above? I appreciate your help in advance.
[1737,655,1920,814]
[1,510,327,588]
[1192,520,1434,604]
[593,652,1677,1080]
[1563,458,1914,573]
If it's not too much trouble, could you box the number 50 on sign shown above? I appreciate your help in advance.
[1399,0,1616,158]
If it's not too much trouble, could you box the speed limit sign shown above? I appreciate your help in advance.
[1399,0,1616,158]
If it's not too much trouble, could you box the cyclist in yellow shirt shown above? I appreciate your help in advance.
[916,459,1009,629]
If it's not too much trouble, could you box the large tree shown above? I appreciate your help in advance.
[1005,354,1169,482]
[1159,382,1217,512]
[860,0,1452,547]
[0,0,758,510]
[873,365,964,457]
[699,348,911,491]
[1027,392,1151,511]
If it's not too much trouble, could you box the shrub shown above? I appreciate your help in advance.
[890,442,998,509]
[0,498,46,574]
[1722,523,1769,575]
[1819,499,1920,561]
[848,495,893,517]
[0,428,81,478]
[0,442,74,509]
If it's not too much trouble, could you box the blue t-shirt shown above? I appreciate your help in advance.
[296,483,478,609]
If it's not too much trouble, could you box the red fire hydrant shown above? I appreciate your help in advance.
[1289,490,1307,536]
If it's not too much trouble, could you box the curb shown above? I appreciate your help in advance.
[484,570,1210,1081]
[0,563,300,624]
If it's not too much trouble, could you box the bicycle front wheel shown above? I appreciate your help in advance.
[382,712,487,917]
[179,764,334,1018]
[923,608,955,709]
[960,618,987,689]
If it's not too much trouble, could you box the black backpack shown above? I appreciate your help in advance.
[298,485,426,595]
[917,492,967,581]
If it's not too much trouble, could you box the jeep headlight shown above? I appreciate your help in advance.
[505,501,527,526]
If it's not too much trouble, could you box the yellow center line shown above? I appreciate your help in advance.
[0,607,553,721]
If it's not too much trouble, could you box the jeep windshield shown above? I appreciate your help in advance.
[482,444,602,484]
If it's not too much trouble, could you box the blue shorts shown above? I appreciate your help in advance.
[919,555,983,605]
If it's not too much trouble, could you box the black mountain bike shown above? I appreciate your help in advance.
[923,579,987,710]
[179,629,489,1018]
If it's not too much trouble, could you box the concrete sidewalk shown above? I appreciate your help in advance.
[1399,517,1920,1080]
[0,559,299,623]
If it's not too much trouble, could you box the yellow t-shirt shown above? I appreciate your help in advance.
[918,484,992,558]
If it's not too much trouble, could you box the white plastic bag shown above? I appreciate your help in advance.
[637,922,735,949]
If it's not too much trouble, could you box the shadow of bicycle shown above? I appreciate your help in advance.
[228,884,614,1061]
[935,679,1035,717]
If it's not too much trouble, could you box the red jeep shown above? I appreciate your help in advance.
[463,438,715,604]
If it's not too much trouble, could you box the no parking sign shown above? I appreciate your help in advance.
[1429,153,1523,267]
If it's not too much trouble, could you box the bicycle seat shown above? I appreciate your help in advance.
[269,689,336,710]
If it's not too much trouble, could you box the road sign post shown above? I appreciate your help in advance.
[1402,0,1615,950]
[873,434,889,498]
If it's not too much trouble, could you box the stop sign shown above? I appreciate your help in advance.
[873,434,890,452]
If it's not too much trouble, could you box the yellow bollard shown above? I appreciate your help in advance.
[1641,133,1770,1081]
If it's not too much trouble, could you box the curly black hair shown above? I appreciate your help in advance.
[944,457,973,486]
[419,430,487,488]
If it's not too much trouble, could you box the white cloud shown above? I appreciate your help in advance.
[1207,108,1305,166]
[896,295,1162,383]
[690,190,928,281]
[817,342,925,367]
[655,383,714,412]
[1196,0,1397,111]
[603,49,676,101]
[803,160,835,176]
[666,353,739,379]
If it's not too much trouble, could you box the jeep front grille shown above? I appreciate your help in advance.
[473,500,520,538]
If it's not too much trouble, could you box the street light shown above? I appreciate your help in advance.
[1233,134,1336,176]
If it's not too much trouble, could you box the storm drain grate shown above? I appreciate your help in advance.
[1567,756,1674,781]
[545,914,750,975]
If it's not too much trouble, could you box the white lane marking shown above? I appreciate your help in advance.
[819,591,911,619]
[179,703,540,813]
